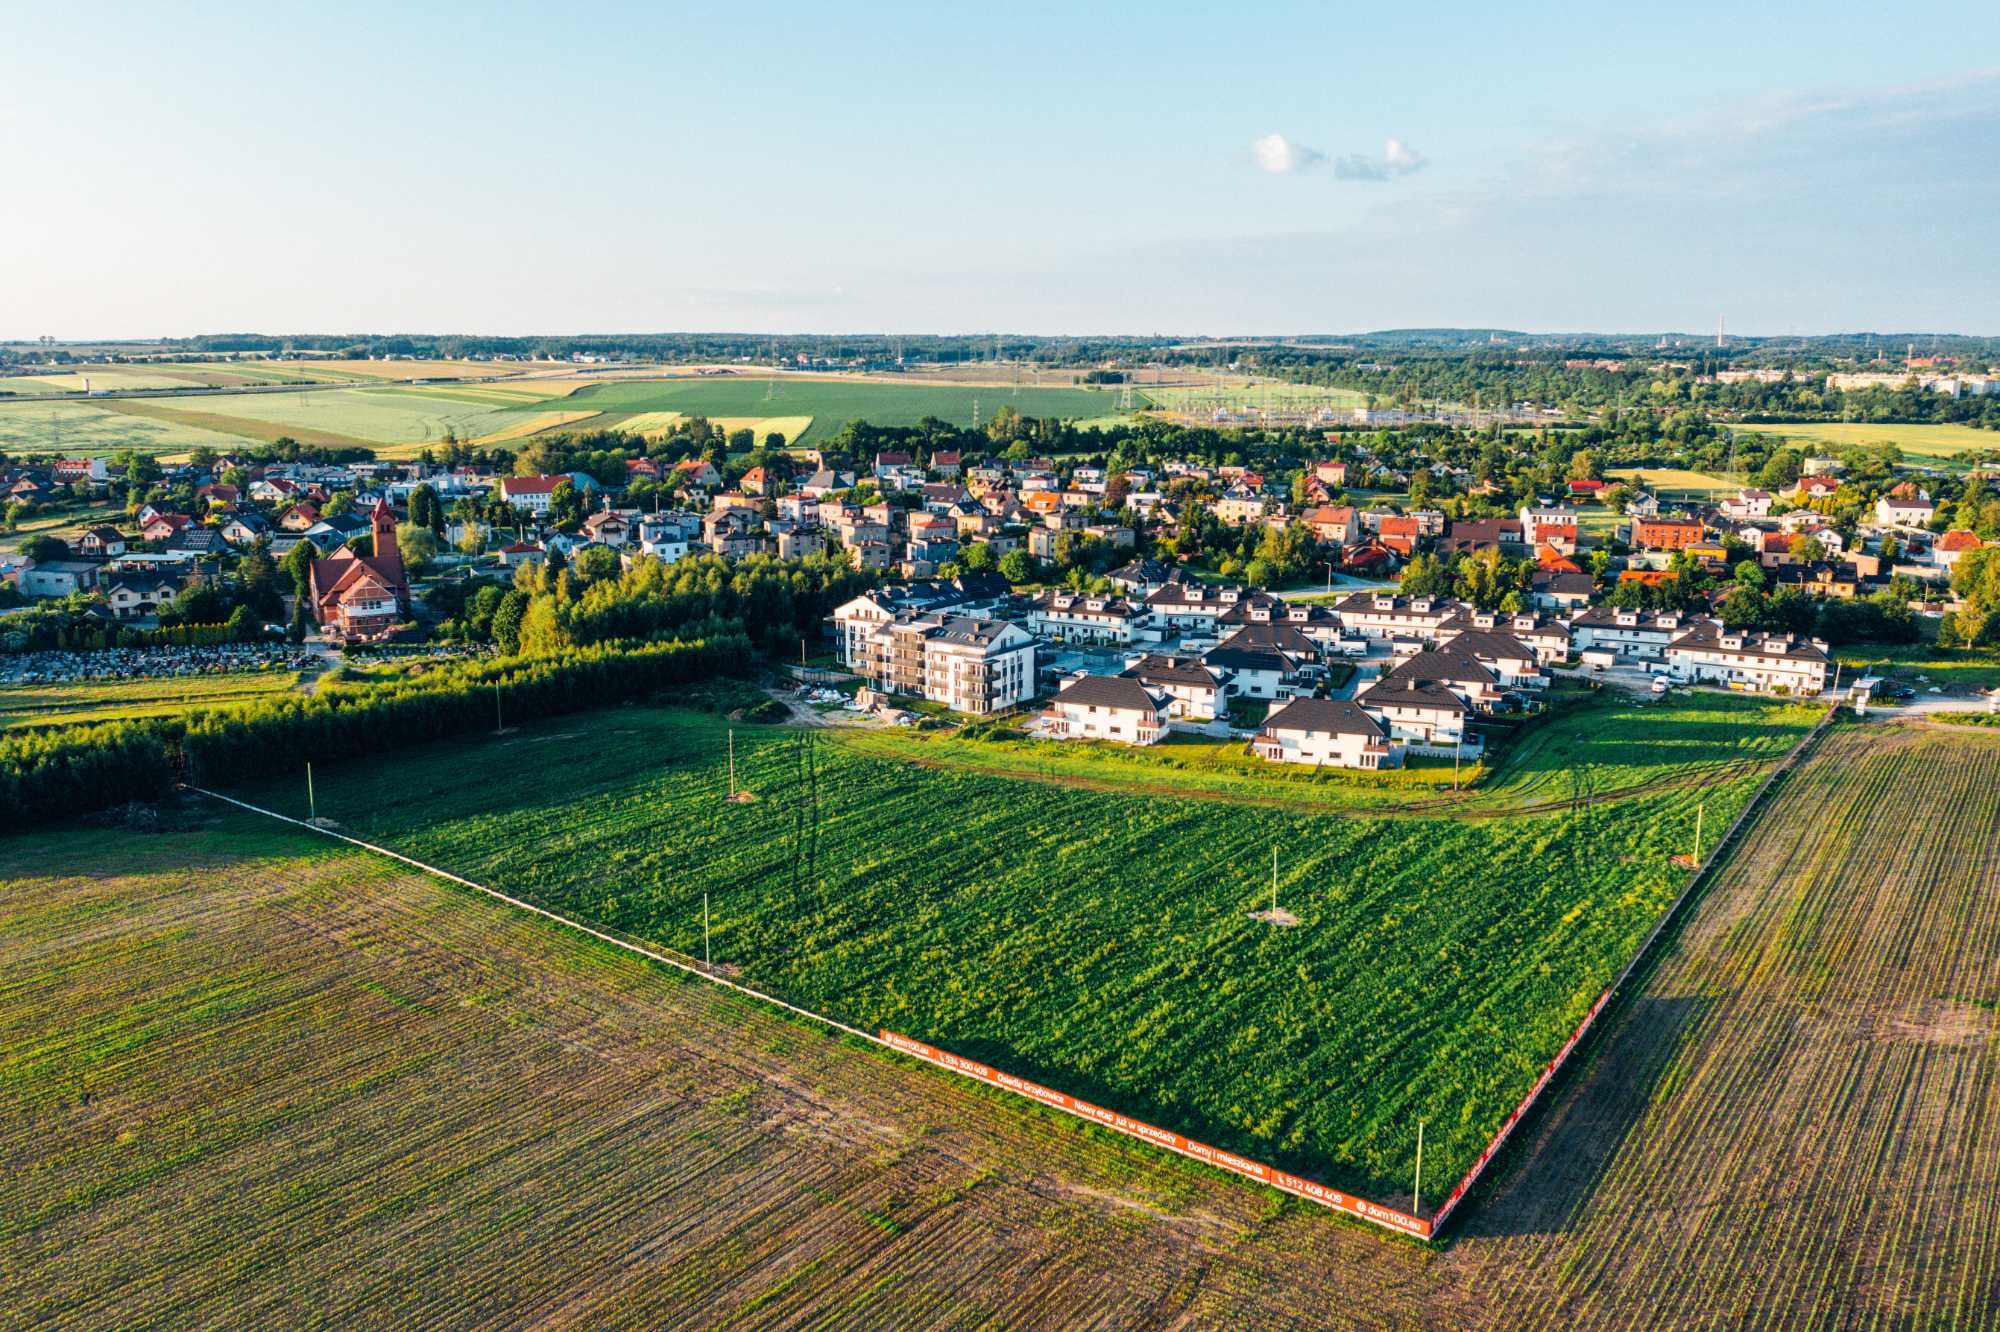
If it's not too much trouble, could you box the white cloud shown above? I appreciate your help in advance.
[1335,137,1427,182]
[1251,133,1324,174]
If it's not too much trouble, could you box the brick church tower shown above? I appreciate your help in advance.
[370,496,398,564]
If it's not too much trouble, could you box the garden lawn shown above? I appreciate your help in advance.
[232,698,1800,1205]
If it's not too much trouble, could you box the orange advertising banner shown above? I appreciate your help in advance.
[880,1029,1433,1241]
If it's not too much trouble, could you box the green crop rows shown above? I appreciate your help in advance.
[235,699,1811,1204]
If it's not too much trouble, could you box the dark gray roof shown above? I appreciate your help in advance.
[1441,630,1535,662]
[1260,697,1384,739]
[1053,674,1165,712]
[1383,649,1496,687]
[1356,677,1471,714]
[1668,618,1830,663]
[935,617,1023,647]
[1123,654,1222,688]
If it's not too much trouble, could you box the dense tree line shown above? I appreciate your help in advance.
[0,635,747,831]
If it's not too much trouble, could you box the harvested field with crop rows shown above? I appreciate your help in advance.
[1437,720,2000,1327]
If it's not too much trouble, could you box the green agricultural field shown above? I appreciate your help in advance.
[540,376,1119,446]
[231,698,1811,1206]
[0,671,301,732]
[0,398,253,457]
[1741,420,2000,466]
[92,384,557,449]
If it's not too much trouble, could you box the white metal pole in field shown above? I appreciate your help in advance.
[1695,803,1705,863]
[306,762,316,824]
[704,892,711,966]
[494,680,503,733]
[728,729,736,798]
[1271,843,1278,913]
[1414,1119,1426,1215]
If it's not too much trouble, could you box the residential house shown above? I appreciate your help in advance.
[103,573,182,619]
[1631,517,1706,552]
[1144,582,1252,636]
[1202,624,1320,700]
[1354,676,1476,755]
[1302,504,1358,545]
[1719,489,1775,521]
[1122,654,1227,720]
[76,526,128,557]
[1530,569,1596,611]
[1106,558,1179,596]
[921,617,1036,715]
[1520,506,1581,547]
[1935,529,1984,571]
[1328,591,1460,641]
[1568,606,1687,660]
[1044,674,1170,745]
[1026,590,1149,645]
[1379,649,1503,711]
[579,510,633,547]
[1665,620,1830,695]
[219,513,271,547]
[1253,697,1396,769]
[1875,490,1936,528]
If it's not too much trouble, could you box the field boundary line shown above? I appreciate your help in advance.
[184,784,1430,1240]
[1426,701,1845,1233]
[183,785,877,1043]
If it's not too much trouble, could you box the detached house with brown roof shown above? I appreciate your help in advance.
[1045,674,1170,745]
[1253,697,1395,769]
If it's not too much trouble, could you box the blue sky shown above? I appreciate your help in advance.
[3,2,1996,337]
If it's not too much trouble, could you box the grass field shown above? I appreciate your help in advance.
[228,698,1805,1206]
[1606,465,1742,499]
[542,377,1118,446]
[0,399,253,457]
[1743,420,2000,465]
[1833,643,2000,691]
[91,385,551,449]
[0,672,299,732]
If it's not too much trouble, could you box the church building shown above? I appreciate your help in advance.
[306,497,411,638]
